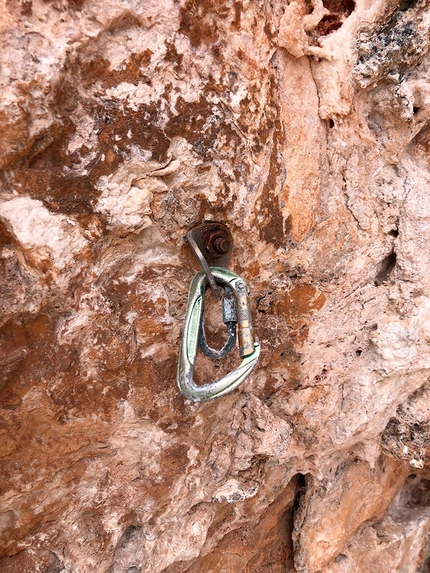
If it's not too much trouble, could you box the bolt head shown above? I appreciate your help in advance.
[202,228,232,258]
[212,236,230,254]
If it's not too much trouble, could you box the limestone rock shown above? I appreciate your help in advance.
[323,472,430,573]
[1,0,430,571]
[293,455,410,571]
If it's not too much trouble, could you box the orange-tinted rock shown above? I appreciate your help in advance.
[1,0,430,571]
[323,472,430,573]
[182,476,298,573]
[0,549,64,573]
[293,455,410,571]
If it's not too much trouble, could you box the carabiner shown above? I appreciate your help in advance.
[177,267,261,402]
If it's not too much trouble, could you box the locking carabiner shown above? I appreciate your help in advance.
[177,267,261,402]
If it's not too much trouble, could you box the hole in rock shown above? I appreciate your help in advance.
[0,220,15,248]
[328,118,335,128]
[420,555,430,573]
[20,0,33,15]
[413,106,420,115]
[402,475,430,507]
[292,473,307,516]
[356,349,362,356]
[398,0,417,11]
[118,525,142,548]
[374,251,397,286]
[315,0,356,36]
[175,476,298,571]
[408,126,430,171]
[388,228,399,237]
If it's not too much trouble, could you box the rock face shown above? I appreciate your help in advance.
[1,0,430,571]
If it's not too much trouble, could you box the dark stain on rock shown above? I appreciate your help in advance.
[6,96,171,218]
[275,284,326,321]
[257,131,286,249]
[244,72,287,249]
[259,192,284,249]
[5,0,26,16]
[1,0,277,262]
[284,214,293,235]
[97,102,171,165]
[71,56,110,90]
[166,96,223,158]
[106,11,147,34]
[0,38,172,219]
[117,525,142,549]
[0,321,29,409]
[161,444,190,486]
[231,1,242,30]
[179,0,234,47]
[21,119,98,216]
[255,281,324,386]
[164,41,184,72]
[65,0,86,8]
[0,319,31,409]
[382,416,429,462]
[0,220,14,249]
[0,243,41,336]
[237,81,276,141]
[0,306,130,418]
[0,549,64,573]
[0,3,258,225]
[355,6,427,85]
[77,510,111,555]
[79,50,153,89]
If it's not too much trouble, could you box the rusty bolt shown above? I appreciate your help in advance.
[212,236,230,254]
[202,227,232,258]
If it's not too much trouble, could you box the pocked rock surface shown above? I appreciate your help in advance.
[1,0,430,571]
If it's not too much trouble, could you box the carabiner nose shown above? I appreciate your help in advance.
[177,267,261,402]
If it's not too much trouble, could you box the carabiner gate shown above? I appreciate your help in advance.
[177,267,261,402]
[199,284,237,359]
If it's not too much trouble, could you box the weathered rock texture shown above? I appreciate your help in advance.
[1,0,430,571]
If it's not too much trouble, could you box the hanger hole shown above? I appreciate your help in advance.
[374,251,397,286]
